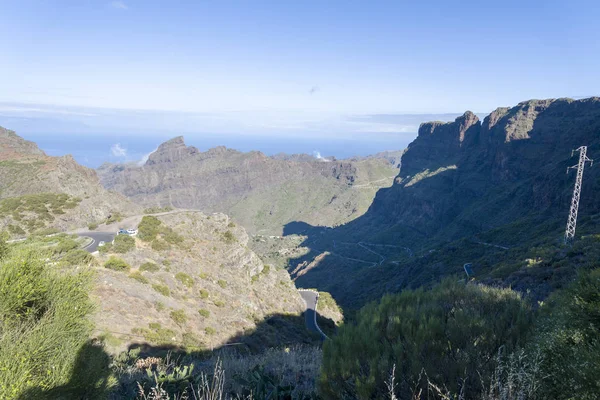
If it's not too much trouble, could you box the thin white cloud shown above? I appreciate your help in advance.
[312,150,331,162]
[309,86,319,95]
[138,147,157,165]
[109,1,128,10]
[111,143,127,157]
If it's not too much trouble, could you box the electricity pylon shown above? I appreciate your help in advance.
[565,146,593,244]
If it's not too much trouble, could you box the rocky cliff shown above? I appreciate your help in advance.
[97,138,399,234]
[0,127,141,235]
[288,98,600,309]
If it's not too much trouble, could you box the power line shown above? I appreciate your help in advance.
[565,146,593,244]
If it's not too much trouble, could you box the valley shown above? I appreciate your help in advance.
[1,97,599,399]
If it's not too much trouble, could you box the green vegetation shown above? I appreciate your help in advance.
[218,279,227,288]
[199,289,209,299]
[105,212,123,224]
[320,280,531,398]
[222,230,236,244]
[138,215,184,248]
[0,193,82,235]
[175,272,194,288]
[87,222,98,230]
[132,323,175,346]
[61,249,95,266]
[128,271,149,284]
[112,234,135,253]
[532,268,600,399]
[204,326,216,335]
[0,247,103,398]
[152,283,170,297]
[151,239,170,251]
[198,309,210,318]
[213,300,225,308]
[104,256,130,272]
[139,261,160,272]
[143,206,173,214]
[170,309,187,325]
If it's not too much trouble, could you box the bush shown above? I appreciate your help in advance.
[0,248,104,398]
[139,262,160,273]
[170,309,187,326]
[222,230,236,244]
[533,268,600,399]
[104,256,130,272]
[213,300,225,308]
[61,249,95,266]
[152,284,170,297]
[112,234,135,253]
[129,271,149,284]
[217,279,227,288]
[163,230,184,245]
[138,216,161,241]
[319,280,532,399]
[87,222,98,230]
[205,327,216,335]
[143,206,173,214]
[175,272,194,288]
[199,289,209,299]
[151,239,170,251]
[198,309,210,318]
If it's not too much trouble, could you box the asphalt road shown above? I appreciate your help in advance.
[299,290,328,340]
[78,232,115,253]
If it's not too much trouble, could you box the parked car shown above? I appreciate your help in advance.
[117,229,128,235]
[127,228,138,235]
[98,241,105,247]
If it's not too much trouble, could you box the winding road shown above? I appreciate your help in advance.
[78,232,115,253]
[299,290,328,340]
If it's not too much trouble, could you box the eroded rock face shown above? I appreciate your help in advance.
[98,138,399,234]
[367,97,600,242]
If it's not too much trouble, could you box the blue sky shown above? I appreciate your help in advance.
[1,0,599,165]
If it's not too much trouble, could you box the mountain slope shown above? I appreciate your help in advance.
[97,137,399,234]
[287,98,600,309]
[0,126,140,235]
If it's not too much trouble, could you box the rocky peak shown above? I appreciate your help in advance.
[146,136,199,165]
[0,126,46,158]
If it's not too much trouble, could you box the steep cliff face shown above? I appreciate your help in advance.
[98,138,399,234]
[287,98,600,309]
[365,98,600,243]
[0,127,141,234]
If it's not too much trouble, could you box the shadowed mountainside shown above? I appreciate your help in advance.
[285,98,600,310]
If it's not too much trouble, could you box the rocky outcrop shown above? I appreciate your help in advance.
[0,127,141,234]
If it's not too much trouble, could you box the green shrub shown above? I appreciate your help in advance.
[162,259,171,267]
[0,248,102,398]
[138,216,161,241]
[163,230,184,245]
[319,280,532,399]
[170,309,187,326]
[199,289,209,299]
[534,268,600,399]
[129,271,149,284]
[105,212,123,224]
[98,242,113,254]
[152,284,170,297]
[112,234,135,253]
[139,262,160,273]
[53,237,79,254]
[87,222,98,230]
[181,332,202,349]
[213,300,225,308]
[198,309,210,318]
[155,301,165,312]
[151,239,170,251]
[204,327,216,335]
[222,230,236,244]
[104,256,130,272]
[227,221,236,228]
[217,279,227,288]
[175,272,194,288]
[132,324,175,345]
[61,249,95,266]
